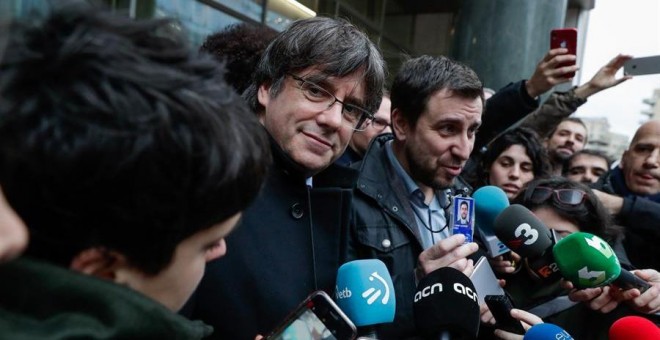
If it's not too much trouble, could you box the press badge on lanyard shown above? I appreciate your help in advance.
[451,196,474,244]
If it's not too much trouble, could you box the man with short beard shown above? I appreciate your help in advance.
[544,117,588,175]
[349,55,483,338]
[593,120,660,271]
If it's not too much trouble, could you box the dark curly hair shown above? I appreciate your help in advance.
[467,127,551,189]
[200,23,278,94]
[0,2,271,275]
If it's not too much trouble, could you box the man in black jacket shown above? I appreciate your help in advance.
[592,120,660,271]
[350,55,483,338]
[186,17,386,339]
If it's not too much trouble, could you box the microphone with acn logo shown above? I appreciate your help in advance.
[552,232,650,292]
[413,267,480,339]
[523,323,574,339]
[609,316,660,340]
[492,204,561,281]
[473,186,511,258]
[335,259,395,337]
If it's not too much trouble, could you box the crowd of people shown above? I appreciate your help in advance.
[0,1,658,339]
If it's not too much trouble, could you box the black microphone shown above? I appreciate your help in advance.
[413,267,481,339]
[493,204,561,281]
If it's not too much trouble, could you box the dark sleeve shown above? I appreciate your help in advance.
[474,80,539,155]
[618,196,660,238]
[519,87,587,138]
[616,196,660,270]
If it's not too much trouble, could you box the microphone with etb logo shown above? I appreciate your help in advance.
[413,267,480,339]
[335,259,395,338]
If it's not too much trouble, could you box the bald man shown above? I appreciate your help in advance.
[592,120,660,271]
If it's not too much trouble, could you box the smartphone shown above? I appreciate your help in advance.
[550,28,578,78]
[624,55,660,76]
[469,256,506,306]
[266,291,357,340]
[484,294,526,335]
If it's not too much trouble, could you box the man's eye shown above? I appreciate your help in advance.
[303,83,329,99]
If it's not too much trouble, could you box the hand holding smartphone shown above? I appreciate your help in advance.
[485,294,526,335]
[266,291,357,340]
[550,28,578,78]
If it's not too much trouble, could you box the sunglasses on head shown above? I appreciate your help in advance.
[527,186,586,206]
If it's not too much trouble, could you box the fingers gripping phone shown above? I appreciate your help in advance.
[485,294,526,335]
[550,28,578,78]
[266,291,357,340]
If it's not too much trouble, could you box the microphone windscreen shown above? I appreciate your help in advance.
[492,204,553,258]
[552,232,620,289]
[335,259,395,326]
[473,186,510,233]
[609,316,660,340]
[413,267,480,339]
[523,323,574,340]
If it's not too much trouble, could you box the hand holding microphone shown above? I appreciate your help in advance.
[492,204,561,282]
[552,232,650,292]
[609,268,660,314]
[335,259,396,336]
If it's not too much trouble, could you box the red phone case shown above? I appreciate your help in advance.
[550,28,577,78]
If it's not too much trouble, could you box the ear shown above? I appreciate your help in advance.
[391,108,409,142]
[257,82,272,109]
[70,247,126,281]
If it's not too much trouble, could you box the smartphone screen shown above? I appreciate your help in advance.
[267,291,357,340]
[550,28,578,78]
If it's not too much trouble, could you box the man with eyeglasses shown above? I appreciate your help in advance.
[184,17,385,339]
[348,55,483,338]
[336,91,392,167]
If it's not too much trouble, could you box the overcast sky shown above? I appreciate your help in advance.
[575,0,660,141]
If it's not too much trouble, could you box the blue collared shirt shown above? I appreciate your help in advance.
[385,141,449,249]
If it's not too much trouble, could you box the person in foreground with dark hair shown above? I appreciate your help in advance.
[187,16,386,339]
[349,55,483,338]
[0,2,270,338]
[200,22,278,94]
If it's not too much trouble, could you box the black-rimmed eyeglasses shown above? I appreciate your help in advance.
[288,73,374,131]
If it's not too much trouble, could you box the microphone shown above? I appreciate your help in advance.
[552,232,650,292]
[473,186,511,257]
[523,323,574,339]
[413,267,480,339]
[335,259,395,337]
[492,204,561,281]
[609,316,660,340]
